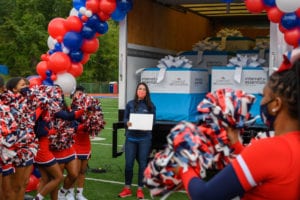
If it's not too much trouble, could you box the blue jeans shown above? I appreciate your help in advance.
[124,134,152,187]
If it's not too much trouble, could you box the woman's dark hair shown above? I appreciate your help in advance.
[6,77,23,91]
[134,82,154,112]
[268,58,300,119]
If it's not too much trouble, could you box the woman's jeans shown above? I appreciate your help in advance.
[124,134,152,187]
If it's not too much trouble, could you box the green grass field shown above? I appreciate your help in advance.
[28,97,189,200]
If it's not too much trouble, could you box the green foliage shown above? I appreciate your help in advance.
[78,20,119,82]
[0,0,119,82]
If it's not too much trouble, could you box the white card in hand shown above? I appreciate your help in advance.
[128,113,154,131]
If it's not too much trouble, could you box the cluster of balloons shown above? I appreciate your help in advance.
[30,0,133,93]
[244,0,300,47]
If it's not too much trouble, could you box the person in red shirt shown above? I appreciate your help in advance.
[178,56,300,199]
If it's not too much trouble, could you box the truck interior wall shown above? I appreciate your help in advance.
[211,17,270,39]
[127,0,212,52]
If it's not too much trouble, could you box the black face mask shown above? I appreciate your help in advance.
[260,99,276,130]
[20,87,30,96]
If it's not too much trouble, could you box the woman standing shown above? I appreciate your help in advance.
[118,82,156,199]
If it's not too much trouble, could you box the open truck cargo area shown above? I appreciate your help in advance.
[112,0,275,158]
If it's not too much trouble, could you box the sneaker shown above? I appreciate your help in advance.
[136,189,144,199]
[76,193,88,200]
[65,191,75,200]
[58,190,66,200]
[118,187,132,198]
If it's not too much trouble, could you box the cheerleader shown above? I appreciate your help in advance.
[0,76,4,200]
[47,86,84,200]
[71,86,105,200]
[33,84,80,200]
[1,78,63,200]
[1,77,36,200]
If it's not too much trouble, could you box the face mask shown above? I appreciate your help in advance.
[260,99,276,130]
[137,90,146,99]
[20,87,30,96]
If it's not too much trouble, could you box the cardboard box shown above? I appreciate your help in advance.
[209,37,255,51]
[141,68,209,122]
[236,50,259,57]
[211,66,268,94]
[141,68,209,94]
[179,50,234,69]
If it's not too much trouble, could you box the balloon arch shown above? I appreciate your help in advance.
[30,0,300,92]
[30,0,132,93]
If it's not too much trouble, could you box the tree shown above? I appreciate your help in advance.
[78,20,119,82]
[0,0,119,82]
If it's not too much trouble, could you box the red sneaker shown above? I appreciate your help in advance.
[118,187,132,198]
[136,188,144,199]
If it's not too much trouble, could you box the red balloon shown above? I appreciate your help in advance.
[48,18,67,42]
[86,0,100,13]
[81,38,100,53]
[68,62,83,77]
[48,52,71,73]
[65,16,83,32]
[26,175,40,192]
[81,53,90,64]
[284,28,300,48]
[51,74,57,81]
[29,77,42,88]
[278,23,288,33]
[267,7,283,23]
[36,61,48,79]
[99,0,117,14]
[81,15,88,22]
[296,8,300,18]
[245,0,265,14]
[97,11,111,21]
[40,53,49,61]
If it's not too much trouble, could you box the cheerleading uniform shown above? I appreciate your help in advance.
[49,110,83,164]
[181,131,300,200]
[73,130,91,160]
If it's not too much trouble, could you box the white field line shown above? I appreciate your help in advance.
[84,177,186,194]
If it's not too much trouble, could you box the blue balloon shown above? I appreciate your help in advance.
[111,7,126,22]
[117,0,133,12]
[221,0,233,3]
[263,0,276,7]
[81,25,96,39]
[95,21,109,35]
[73,0,86,10]
[42,70,53,86]
[48,49,55,55]
[32,166,41,178]
[69,50,83,62]
[53,42,62,52]
[87,14,100,27]
[281,13,299,30]
[63,31,83,51]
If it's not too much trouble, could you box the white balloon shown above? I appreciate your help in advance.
[79,7,86,14]
[69,8,79,16]
[47,36,57,50]
[62,46,70,54]
[54,72,76,94]
[86,10,93,17]
[275,0,300,13]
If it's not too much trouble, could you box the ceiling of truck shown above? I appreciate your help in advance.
[155,0,267,18]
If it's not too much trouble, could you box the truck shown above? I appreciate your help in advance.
[112,0,291,158]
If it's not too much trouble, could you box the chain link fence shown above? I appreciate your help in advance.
[78,82,111,93]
